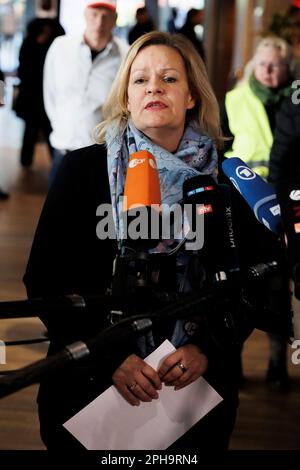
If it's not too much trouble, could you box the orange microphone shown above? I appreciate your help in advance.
[122,150,161,248]
[123,150,161,210]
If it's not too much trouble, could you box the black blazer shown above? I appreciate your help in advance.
[23,144,284,446]
[268,97,300,186]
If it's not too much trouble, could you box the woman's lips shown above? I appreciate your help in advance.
[145,101,168,109]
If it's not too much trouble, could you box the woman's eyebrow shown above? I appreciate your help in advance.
[131,67,179,73]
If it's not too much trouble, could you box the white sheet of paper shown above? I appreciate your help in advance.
[63,340,223,450]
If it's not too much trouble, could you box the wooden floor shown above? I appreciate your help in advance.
[0,135,50,449]
[0,107,300,451]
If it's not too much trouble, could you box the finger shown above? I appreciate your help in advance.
[128,381,156,402]
[161,363,187,384]
[137,373,160,400]
[140,363,162,391]
[127,368,160,401]
[112,367,141,406]
[174,373,198,390]
[114,381,141,406]
[171,355,208,388]
[167,368,199,389]
[158,351,183,378]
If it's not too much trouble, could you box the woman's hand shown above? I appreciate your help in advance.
[158,344,208,390]
[112,354,162,406]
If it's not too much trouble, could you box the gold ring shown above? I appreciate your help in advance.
[128,381,137,391]
[176,362,187,373]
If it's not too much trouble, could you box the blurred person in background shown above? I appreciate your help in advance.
[268,94,300,186]
[0,69,9,199]
[128,6,154,45]
[221,36,297,392]
[15,17,65,167]
[178,8,205,62]
[221,36,297,180]
[43,0,128,184]
[167,7,178,34]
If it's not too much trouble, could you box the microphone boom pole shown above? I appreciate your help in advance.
[0,317,152,399]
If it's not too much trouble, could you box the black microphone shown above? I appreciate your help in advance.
[0,316,152,399]
[218,183,240,282]
[247,261,278,279]
[181,174,244,346]
[182,174,240,285]
[222,158,294,336]
[111,150,162,297]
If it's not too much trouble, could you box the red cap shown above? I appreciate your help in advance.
[87,1,117,12]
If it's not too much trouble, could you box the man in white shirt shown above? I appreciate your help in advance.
[43,1,128,183]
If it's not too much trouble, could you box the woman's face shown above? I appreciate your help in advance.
[127,45,195,148]
[254,46,290,88]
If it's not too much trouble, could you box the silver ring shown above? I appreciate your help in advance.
[176,362,187,373]
[128,381,137,391]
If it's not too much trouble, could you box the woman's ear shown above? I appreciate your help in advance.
[187,94,196,110]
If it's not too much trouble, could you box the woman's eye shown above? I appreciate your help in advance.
[134,78,145,84]
[164,76,177,83]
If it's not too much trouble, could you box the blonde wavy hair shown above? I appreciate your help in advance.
[96,31,223,149]
[238,35,297,85]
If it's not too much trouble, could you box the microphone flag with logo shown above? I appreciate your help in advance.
[222,157,281,234]
[183,174,239,283]
[122,150,161,247]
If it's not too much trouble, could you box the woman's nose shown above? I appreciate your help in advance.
[146,78,163,94]
[265,64,273,74]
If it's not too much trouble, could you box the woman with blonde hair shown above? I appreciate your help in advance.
[24,32,242,451]
[96,31,222,147]
[222,36,295,177]
[221,35,294,392]
[238,36,297,85]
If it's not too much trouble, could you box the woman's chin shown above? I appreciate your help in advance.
[260,79,274,88]
[140,120,169,132]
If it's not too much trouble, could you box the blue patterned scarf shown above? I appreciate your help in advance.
[106,120,218,241]
[106,120,218,355]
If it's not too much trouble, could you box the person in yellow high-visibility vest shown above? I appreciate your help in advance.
[221,36,297,392]
[221,36,297,178]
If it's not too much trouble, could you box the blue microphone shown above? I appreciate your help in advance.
[222,157,281,234]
